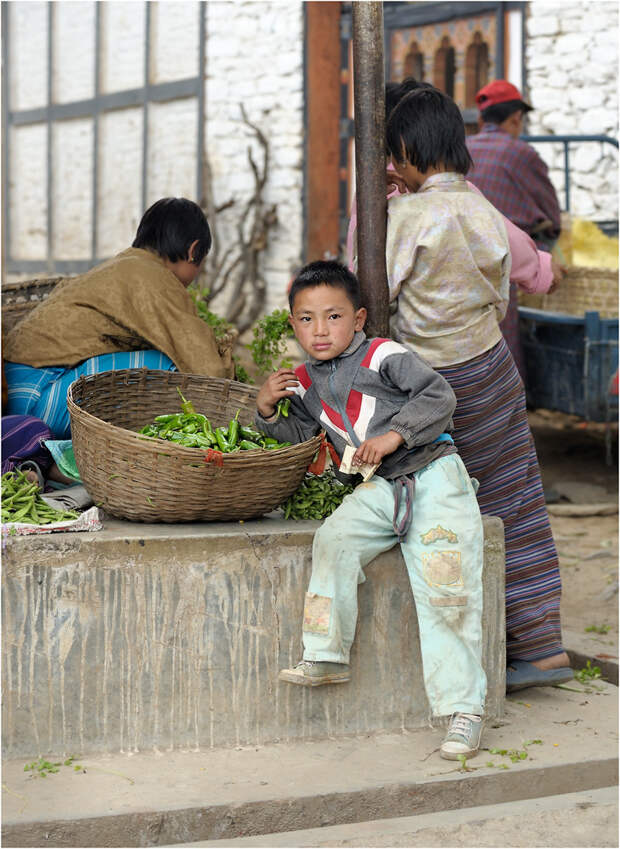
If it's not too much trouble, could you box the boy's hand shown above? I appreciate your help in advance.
[353,431,404,466]
[386,171,408,196]
[256,368,299,418]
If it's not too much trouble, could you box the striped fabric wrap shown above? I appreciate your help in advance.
[4,350,175,440]
[437,337,563,663]
[1,415,53,475]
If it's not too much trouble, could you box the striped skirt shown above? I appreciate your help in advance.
[437,337,563,662]
[4,350,175,440]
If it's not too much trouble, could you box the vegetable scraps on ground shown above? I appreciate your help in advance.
[2,469,79,525]
[137,389,291,453]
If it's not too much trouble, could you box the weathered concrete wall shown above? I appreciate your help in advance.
[1,516,505,759]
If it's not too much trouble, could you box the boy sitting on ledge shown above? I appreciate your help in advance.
[255,260,487,760]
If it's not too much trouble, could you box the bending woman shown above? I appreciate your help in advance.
[4,198,233,438]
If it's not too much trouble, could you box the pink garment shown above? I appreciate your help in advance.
[346,173,553,295]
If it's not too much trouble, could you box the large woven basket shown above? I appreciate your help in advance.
[68,369,322,523]
[518,266,618,318]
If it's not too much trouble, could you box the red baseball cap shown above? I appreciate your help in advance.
[475,80,533,112]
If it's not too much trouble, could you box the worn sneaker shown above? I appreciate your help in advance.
[440,713,484,760]
[278,660,351,687]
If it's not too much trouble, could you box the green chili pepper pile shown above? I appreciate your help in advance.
[1,470,79,525]
[138,393,292,453]
[280,471,354,520]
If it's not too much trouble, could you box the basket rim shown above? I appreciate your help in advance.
[67,370,324,462]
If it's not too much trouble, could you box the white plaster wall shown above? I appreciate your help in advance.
[100,2,145,94]
[51,119,94,259]
[97,109,143,258]
[146,98,199,206]
[8,2,47,111]
[205,1,305,314]
[151,2,200,83]
[525,1,619,221]
[52,2,96,104]
[8,125,48,260]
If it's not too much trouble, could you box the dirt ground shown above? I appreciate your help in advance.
[528,410,618,652]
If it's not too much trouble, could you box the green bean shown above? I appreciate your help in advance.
[1,470,79,525]
[279,471,354,520]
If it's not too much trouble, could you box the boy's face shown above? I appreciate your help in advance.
[391,153,425,193]
[289,284,367,361]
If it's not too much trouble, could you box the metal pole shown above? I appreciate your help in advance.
[352,1,389,337]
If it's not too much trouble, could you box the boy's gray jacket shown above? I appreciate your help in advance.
[255,332,457,479]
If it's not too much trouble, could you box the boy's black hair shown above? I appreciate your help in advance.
[480,100,526,125]
[385,77,435,121]
[132,197,212,264]
[289,261,363,312]
[386,87,473,175]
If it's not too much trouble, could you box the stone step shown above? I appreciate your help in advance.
[2,682,617,848]
[166,786,619,847]
[2,514,505,760]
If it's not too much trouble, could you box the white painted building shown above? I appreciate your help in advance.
[2,1,618,313]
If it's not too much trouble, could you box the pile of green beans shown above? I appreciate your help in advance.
[1,470,79,525]
[138,408,292,453]
[280,471,354,520]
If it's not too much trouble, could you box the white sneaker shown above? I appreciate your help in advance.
[440,713,483,760]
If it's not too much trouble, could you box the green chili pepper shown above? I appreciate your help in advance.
[227,410,240,448]
[198,430,216,446]
[154,414,177,423]
[240,426,263,441]
[177,387,196,415]
[238,440,262,451]
[275,398,291,419]
[215,427,231,452]
[182,423,198,433]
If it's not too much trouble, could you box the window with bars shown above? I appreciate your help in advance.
[1,0,205,279]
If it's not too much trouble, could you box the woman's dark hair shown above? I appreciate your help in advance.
[289,261,363,312]
[132,197,212,264]
[386,87,473,175]
[480,100,525,125]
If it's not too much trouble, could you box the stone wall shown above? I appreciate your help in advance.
[205,3,305,315]
[525,2,619,222]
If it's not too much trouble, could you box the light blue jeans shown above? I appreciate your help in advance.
[302,454,487,717]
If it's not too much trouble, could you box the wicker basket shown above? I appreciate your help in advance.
[1,277,64,335]
[518,266,618,318]
[68,369,322,523]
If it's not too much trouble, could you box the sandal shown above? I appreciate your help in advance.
[506,659,573,693]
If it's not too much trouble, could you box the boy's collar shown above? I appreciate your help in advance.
[418,172,466,193]
[307,330,367,365]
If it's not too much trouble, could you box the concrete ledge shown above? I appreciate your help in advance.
[2,515,505,759]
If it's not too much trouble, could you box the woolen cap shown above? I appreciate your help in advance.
[475,80,533,112]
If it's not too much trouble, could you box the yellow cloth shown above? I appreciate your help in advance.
[3,248,234,378]
[571,219,619,270]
